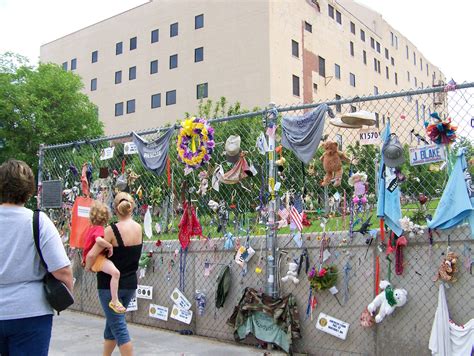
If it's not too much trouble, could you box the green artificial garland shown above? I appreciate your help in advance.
[308,265,338,291]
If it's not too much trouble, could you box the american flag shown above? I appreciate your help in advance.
[278,205,289,220]
[290,194,303,232]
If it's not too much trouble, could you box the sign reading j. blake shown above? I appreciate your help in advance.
[409,144,446,166]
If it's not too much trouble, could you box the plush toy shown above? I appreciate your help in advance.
[281,262,300,284]
[433,251,459,283]
[197,171,209,196]
[348,171,368,206]
[320,141,350,187]
[367,280,408,323]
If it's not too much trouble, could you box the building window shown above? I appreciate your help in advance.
[391,32,395,46]
[420,58,423,71]
[413,52,416,65]
[426,63,429,76]
[195,14,204,29]
[370,37,375,49]
[71,58,77,70]
[90,78,97,91]
[406,45,409,59]
[334,63,341,79]
[350,105,357,112]
[92,50,98,63]
[385,48,389,59]
[115,102,123,117]
[151,29,159,43]
[350,21,355,34]
[62,62,68,71]
[349,72,356,87]
[130,37,137,50]
[375,113,380,128]
[304,21,312,32]
[197,82,208,99]
[166,90,176,105]
[328,4,334,18]
[386,66,389,79]
[414,77,418,87]
[407,71,410,81]
[360,29,365,42]
[421,81,424,88]
[116,42,123,55]
[363,50,367,65]
[350,41,354,56]
[170,54,178,69]
[126,99,135,114]
[395,72,398,85]
[374,86,378,95]
[378,60,381,73]
[313,83,318,92]
[292,40,299,57]
[391,57,395,66]
[115,70,122,84]
[129,66,136,80]
[318,56,326,77]
[170,22,178,37]
[292,75,300,96]
[335,94,342,112]
[336,10,342,24]
[194,47,204,62]
[151,93,161,109]
[150,60,158,74]
[376,42,381,53]
[373,58,377,72]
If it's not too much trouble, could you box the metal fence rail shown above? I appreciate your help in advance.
[39,83,474,355]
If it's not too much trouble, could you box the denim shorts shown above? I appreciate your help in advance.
[98,288,136,346]
[0,314,53,356]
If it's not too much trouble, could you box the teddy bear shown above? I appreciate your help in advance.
[348,171,368,206]
[281,262,300,284]
[320,141,350,187]
[197,171,209,196]
[367,280,408,323]
[433,251,459,283]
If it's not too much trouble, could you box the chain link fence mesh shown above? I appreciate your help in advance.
[40,84,473,355]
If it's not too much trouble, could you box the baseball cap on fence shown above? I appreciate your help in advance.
[329,117,363,129]
[341,110,376,126]
[224,135,241,163]
[382,133,404,168]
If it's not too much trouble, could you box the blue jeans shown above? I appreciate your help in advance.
[98,289,135,346]
[0,314,53,356]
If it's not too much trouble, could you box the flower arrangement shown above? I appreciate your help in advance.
[425,112,457,145]
[177,117,215,170]
[308,265,338,291]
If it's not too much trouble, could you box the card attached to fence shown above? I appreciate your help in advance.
[316,312,350,340]
[170,305,193,324]
[100,147,115,160]
[409,144,446,166]
[136,285,153,300]
[124,142,138,155]
[170,288,191,310]
[127,297,138,311]
[149,304,168,321]
[41,180,63,208]
[358,128,380,145]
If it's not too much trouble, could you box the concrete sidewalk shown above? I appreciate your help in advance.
[50,311,283,355]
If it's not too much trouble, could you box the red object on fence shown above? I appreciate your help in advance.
[375,256,380,295]
[167,156,171,187]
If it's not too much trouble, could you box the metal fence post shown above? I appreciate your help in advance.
[265,104,278,298]
[37,144,45,209]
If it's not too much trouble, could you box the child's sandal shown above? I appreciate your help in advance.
[109,301,126,313]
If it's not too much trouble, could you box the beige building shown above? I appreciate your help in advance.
[40,0,444,136]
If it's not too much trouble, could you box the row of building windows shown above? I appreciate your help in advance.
[328,4,342,24]
[114,83,208,116]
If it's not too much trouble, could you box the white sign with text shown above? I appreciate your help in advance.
[409,144,446,166]
[136,285,153,300]
[127,297,138,312]
[316,312,350,340]
[358,128,380,145]
[149,304,169,321]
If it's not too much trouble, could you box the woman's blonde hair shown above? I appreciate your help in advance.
[89,201,111,226]
[114,192,134,217]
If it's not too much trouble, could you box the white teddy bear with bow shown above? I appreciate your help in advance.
[281,262,299,284]
[367,280,408,323]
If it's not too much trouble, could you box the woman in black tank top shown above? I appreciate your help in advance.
[97,192,142,356]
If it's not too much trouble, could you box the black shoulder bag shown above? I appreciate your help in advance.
[33,210,74,314]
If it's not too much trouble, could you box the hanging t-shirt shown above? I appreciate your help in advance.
[70,196,94,248]
[132,128,175,176]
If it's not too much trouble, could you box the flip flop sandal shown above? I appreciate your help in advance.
[109,301,126,313]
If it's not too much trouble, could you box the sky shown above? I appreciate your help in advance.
[0,0,473,83]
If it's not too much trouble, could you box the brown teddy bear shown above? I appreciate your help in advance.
[433,251,459,283]
[320,141,350,187]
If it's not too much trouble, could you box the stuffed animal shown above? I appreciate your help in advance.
[281,262,300,284]
[348,171,368,205]
[320,141,350,187]
[367,280,408,323]
[433,251,459,283]
[197,171,209,196]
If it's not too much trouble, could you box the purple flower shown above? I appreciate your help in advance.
[208,127,214,135]
[204,154,210,161]
[207,140,215,149]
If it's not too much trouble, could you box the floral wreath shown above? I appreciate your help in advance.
[308,265,338,291]
[177,117,215,169]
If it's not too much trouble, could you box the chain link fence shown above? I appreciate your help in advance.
[39,83,473,355]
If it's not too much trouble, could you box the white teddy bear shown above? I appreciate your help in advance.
[367,280,408,323]
[281,262,299,284]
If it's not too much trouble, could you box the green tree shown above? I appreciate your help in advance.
[0,52,104,170]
